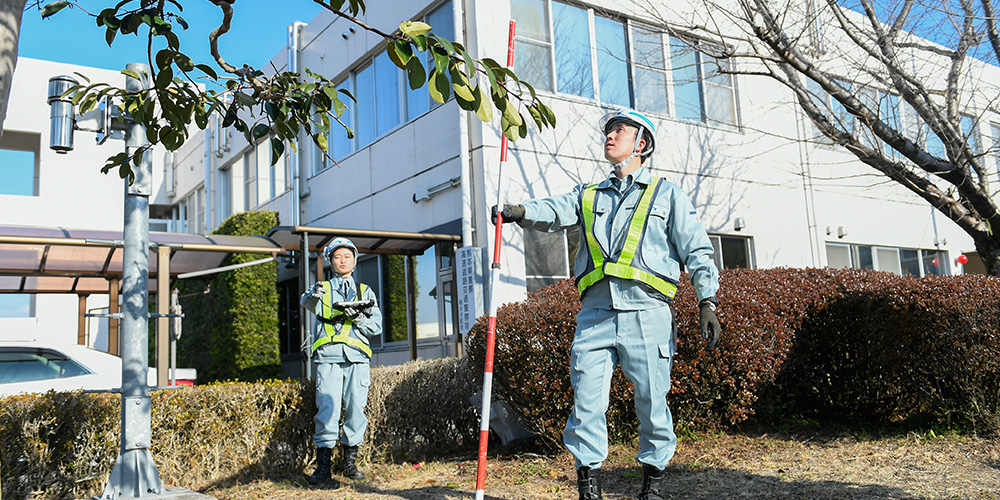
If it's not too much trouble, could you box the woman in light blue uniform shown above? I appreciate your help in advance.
[301,237,382,485]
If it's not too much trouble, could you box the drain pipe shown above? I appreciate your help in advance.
[288,21,307,226]
[457,0,473,247]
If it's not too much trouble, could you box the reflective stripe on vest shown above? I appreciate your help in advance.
[312,282,373,357]
[577,177,679,300]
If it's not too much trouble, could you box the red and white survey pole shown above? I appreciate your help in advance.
[474,19,516,500]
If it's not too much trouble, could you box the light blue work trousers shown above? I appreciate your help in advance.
[564,305,677,469]
[313,360,371,448]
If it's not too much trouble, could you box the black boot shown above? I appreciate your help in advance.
[342,444,365,481]
[306,447,338,486]
[638,463,666,500]
[576,466,602,500]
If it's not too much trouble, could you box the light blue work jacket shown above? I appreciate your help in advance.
[519,167,719,310]
[300,275,383,363]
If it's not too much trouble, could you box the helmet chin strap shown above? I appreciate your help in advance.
[611,125,646,171]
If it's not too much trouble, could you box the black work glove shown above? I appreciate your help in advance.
[490,204,525,225]
[341,306,362,320]
[699,298,721,349]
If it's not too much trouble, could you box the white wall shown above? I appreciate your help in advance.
[1,58,168,346]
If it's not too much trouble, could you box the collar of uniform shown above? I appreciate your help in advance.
[332,275,354,288]
[599,166,649,191]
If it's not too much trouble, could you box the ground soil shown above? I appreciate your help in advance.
[203,428,1000,499]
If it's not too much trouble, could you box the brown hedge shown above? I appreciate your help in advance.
[0,357,478,499]
[466,268,1000,448]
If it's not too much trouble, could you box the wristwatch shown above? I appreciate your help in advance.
[699,296,719,312]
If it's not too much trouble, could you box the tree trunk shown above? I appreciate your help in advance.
[0,0,28,142]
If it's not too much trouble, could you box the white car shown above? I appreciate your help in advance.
[0,342,196,397]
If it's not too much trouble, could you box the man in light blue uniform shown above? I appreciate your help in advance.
[301,237,382,486]
[494,109,721,500]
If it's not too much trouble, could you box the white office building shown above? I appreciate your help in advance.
[5,0,998,369]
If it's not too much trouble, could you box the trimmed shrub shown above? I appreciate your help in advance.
[774,272,1000,433]
[0,358,477,499]
[177,210,281,382]
[467,268,1000,448]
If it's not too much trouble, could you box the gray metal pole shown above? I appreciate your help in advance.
[100,63,164,499]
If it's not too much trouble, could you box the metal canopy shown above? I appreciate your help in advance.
[0,224,285,294]
[266,225,461,256]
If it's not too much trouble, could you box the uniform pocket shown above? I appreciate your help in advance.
[655,342,673,394]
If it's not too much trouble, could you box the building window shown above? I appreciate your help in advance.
[0,294,34,318]
[313,1,455,171]
[524,229,573,292]
[991,122,1000,176]
[277,279,301,356]
[631,24,669,115]
[960,113,981,154]
[243,149,256,210]
[595,15,630,108]
[512,0,553,92]
[0,131,40,197]
[709,235,754,269]
[553,1,594,99]
[826,243,949,276]
[513,0,736,121]
[671,37,736,125]
[218,166,233,221]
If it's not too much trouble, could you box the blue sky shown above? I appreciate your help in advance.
[18,1,323,74]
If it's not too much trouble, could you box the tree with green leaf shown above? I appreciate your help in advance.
[0,0,556,179]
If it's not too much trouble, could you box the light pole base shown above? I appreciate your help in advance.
[96,449,164,499]
[89,487,215,500]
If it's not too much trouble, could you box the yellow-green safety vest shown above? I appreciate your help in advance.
[312,282,373,357]
[577,177,679,301]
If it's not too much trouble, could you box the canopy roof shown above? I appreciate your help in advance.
[0,224,285,294]
[266,225,461,256]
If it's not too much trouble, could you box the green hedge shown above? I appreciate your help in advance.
[177,210,281,382]
[0,358,477,499]
[466,268,1000,448]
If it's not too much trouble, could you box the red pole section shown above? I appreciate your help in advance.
[475,19,516,500]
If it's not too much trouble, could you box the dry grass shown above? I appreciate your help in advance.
[200,428,1000,499]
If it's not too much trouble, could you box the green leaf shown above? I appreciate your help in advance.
[270,138,284,166]
[528,104,543,129]
[316,132,329,153]
[175,53,194,72]
[431,34,455,55]
[156,67,173,89]
[105,27,117,47]
[121,68,141,81]
[427,68,449,104]
[155,49,174,71]
[502,98,522,127]
[332,98,347,118]
[475,86,492,123]
[252,123,270,140]
[265,102,280,120]
[195,64,218,80]
[387,40,412,69]
[450,67,475,109]
[399,20,432,38]
[176,16,188,30]
[40,1,70,19]
[540,102,556,127]
[432,48,449,75]
[338,88,356,103]
[412,35,428,52]
[405,56,426,90]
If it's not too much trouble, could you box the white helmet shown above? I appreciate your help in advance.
[599,109,656,167]
[323,237,358,261]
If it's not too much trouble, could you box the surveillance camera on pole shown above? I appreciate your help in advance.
[46,75,121,154]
